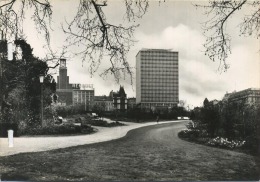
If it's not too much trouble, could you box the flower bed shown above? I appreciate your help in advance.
[178,129,245,149]
[207,137,245,149]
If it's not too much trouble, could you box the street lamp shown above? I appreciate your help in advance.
[39,74,44,127]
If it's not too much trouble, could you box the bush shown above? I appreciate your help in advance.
[44,106,57,119]
[178,129,200,139]
[242,135,259,154]
[88,119,125,127]
[18,123,94,136]
[54,105,86,118]
[0,122,19,137]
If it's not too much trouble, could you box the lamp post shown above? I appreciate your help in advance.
[39,75,44,127]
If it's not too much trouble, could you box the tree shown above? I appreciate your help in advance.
[195,0,260,71]
[92,102,106,119]
[203,98,209,108]
[201,100,220,137]
[1,39,56,125]
[0,0,152,83]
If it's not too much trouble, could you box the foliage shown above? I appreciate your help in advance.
[87,119,125,127]
[178,129,201,139]
[188,98,260,154]
[18,120,94,135]
[126,106,190,122]
[1,39,56,126]
[195,0,260,71]
[0,122,18,137]
[18,123,94,136]
[44,105,57,119]
[201,100,220,137]
[54,104,87,118]
[92,102,106,118]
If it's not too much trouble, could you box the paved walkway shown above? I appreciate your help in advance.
[0,120,183,156]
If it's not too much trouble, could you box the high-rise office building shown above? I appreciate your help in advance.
[136,49,179,109]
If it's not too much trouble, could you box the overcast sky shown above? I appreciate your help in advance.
[23,0,260,108]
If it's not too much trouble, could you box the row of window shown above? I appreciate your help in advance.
[140,59,178,62]
[141,93,178,96]
[142,99,178,102]
[141,78,179,81]
[140,59,178,63]
[141,86,179,89]
[140,64,178,67]
[141,91,178,94]
[140,68,178,71]
[141,83,178,86]
[141,103,177,107]
[141,74,179,78]
[140,53,178,56]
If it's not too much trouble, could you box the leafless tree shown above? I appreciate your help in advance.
[62,0,149,83]
[0,0,62,70]
[1,0,151,83]
[0,0,52,43]
[195,0,260,71]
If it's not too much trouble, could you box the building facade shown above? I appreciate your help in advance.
[56,59,73,106]
[94,96,114,112]
[110,86,127,111]
[56,59,95,109]
[224,88,260,105]
[127,97,136,109]
[136,49,179,110]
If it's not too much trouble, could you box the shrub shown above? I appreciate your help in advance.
[0,122,19,137]
[54,105,86,117]
[44,106,57,119]
[18,123,94,136]
[87,119,125,127]
[178,129,200,139]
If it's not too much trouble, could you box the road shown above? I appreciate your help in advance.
[0,121,259,181]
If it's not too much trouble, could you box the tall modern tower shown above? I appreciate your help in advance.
[136,49,179,110]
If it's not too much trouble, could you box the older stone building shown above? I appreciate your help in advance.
[223,88,260,105]
[110,86,127,111]
[56,59,94,110]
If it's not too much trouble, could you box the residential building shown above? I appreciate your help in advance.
[136,49,179,110]
[56,59,95,109]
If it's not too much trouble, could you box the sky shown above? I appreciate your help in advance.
[20,0,259,108]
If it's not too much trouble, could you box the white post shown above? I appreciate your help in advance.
[8,130,14,147]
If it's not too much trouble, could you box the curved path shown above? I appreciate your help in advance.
[0,120,180,156]
[0,121,258,181]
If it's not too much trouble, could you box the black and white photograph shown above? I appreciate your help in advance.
[0,0,259,181]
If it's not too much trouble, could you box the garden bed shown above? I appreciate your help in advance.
[18,123,95,136]
[178,121,257,156]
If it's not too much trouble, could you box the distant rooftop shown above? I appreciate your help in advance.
[136,48,178,57]
[141,48,173,51]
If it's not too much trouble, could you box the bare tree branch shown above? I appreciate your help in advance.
[63,0,148,83]
[0,0,52,43]
[195,0,259,72]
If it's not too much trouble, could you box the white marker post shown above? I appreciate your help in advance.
[8,129,14,147]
